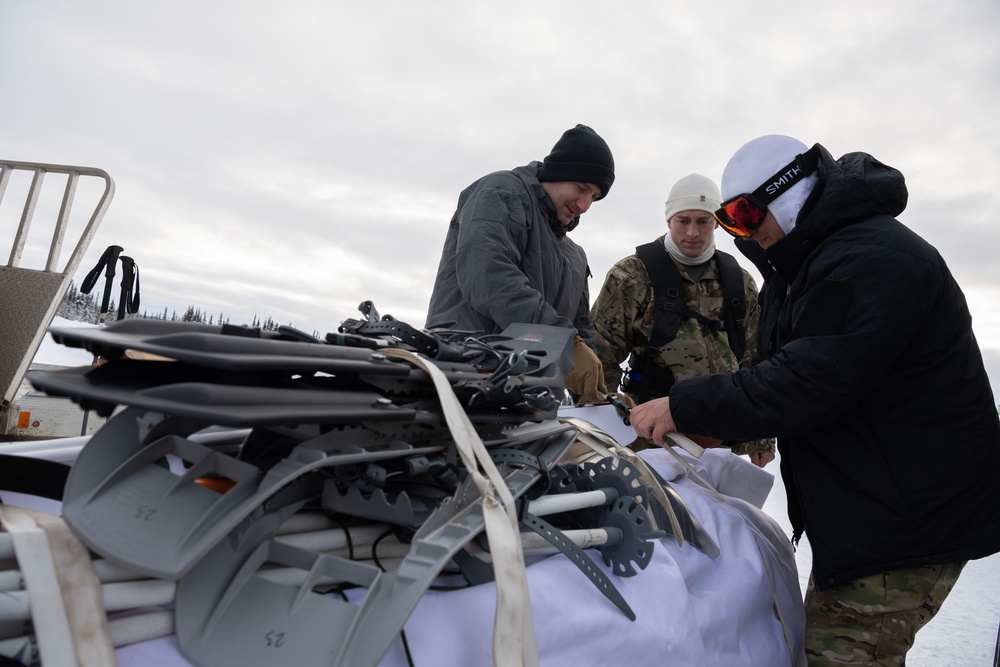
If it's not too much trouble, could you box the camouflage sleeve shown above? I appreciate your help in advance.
[739,268,761,370]
[591,257,648,393]
[730,438,775,455]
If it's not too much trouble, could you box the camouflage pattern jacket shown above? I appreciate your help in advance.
[592,237,772,455]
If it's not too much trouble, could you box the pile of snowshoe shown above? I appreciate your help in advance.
[20,302,710,667]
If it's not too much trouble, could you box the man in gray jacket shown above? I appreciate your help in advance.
[425,125,615,401]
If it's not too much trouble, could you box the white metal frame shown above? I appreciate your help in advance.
[1,160,115,409]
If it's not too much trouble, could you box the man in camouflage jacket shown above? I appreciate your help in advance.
[592,173,775,466]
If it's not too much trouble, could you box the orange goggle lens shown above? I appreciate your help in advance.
[713,195,768,238]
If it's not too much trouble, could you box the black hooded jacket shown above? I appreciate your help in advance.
[670,144,1000,589]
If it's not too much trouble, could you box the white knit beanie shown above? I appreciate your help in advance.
[721,135,818,234]
[664,173,722,222]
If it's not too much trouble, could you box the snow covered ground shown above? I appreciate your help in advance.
[18,318,1000,665]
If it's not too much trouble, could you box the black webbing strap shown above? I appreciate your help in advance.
[715,251,747,361]
[623,242,687,400]
[636,242,687,353]
[80,245,122,294]
[0,454,71,501]
[80,245,123,317]
[116,255,140,320]
[624,243,747,400]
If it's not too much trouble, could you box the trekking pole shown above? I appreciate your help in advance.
[78,244,123,434]
[993,618,999,667]
[115,256,139,321]
[81,244,123,328]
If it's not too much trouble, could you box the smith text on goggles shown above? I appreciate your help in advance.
[713,151,818,238]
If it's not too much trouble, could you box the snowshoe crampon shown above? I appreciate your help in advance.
[26,305,709,667]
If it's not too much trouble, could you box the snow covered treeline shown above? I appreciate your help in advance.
[55,280,282,329]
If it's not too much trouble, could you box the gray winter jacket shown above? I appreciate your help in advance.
[425,162,596,348]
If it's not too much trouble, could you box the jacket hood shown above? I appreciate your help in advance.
[767,144,908,279]
[519,161,579,234]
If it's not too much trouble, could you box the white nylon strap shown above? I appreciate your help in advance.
[1,505,115,666]
[560,418,797,665]
[663,432,706,459]
[383,349,538,667]
[560,417,685,547]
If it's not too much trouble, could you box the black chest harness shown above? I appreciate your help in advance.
[621,242,747,402]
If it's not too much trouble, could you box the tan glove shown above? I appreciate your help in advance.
[564,335,608,404]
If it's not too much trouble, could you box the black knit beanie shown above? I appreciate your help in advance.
[538,124,615,199]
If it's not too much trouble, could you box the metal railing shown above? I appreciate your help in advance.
[1,160,115,407]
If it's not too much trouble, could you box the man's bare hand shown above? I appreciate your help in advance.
[629,397,676,445]
[749,450,775,468]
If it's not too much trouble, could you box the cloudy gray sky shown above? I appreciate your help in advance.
[3,0,999,393]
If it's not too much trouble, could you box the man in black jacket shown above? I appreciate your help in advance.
[629,135,1000,665]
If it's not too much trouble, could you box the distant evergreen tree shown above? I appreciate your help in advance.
[56,280,100,322]
[56,283,294,332]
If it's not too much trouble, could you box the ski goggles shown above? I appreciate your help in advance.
[713,151,818,238]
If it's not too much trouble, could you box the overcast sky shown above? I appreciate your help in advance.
[3,0,999,394]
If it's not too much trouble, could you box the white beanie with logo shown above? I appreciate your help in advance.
[664,173,722,222]
[661,173,722,266]
[721,135,818,234]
